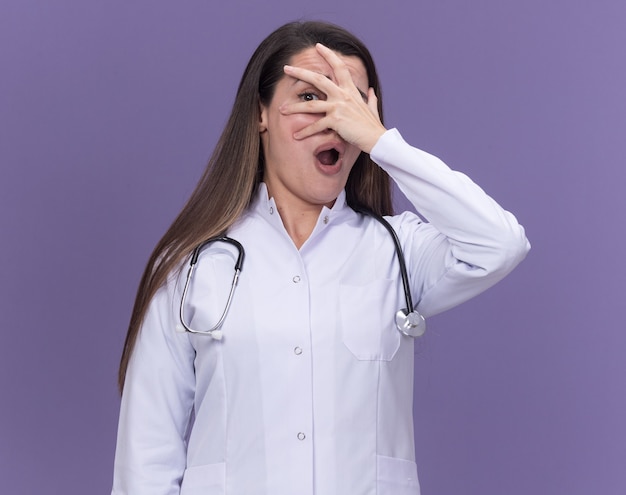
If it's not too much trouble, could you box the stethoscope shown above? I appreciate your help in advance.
[178,209,426,340]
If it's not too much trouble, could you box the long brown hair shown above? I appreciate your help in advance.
[118,21,393,392]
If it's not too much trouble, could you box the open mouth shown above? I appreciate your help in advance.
[316,148,340,166]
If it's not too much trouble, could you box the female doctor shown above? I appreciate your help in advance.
[112,21,529,495]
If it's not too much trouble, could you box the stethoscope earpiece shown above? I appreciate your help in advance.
[395,309,426,338]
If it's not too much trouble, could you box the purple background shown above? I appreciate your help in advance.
[1,0,624,493]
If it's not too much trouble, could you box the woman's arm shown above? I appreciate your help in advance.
[112,280,196,494]
[273,42,529,318]
[371,128,530,317]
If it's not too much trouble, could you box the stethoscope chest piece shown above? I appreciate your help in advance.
[396,309,426,338]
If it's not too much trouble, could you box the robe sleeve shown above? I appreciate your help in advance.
[370,128,530,317]
[112,275,196,494]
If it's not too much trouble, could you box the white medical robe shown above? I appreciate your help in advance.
[112,128,530,494]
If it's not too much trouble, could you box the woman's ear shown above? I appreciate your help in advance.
[259,101,268,133]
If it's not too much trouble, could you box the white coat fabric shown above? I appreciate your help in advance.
[112,128,530,495]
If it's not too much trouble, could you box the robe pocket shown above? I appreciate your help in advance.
[180,462,225,495]
[339,280,400,361]
[377,455,421,495]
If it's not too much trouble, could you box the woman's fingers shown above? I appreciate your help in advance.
[280,100,329,116]
[281,44,386,152]
[314,43,359,92]
[293,117,334,140]
[282,64,331,90]
[283,96,385,152]
[367,87,379,117]
[283,44,365,101]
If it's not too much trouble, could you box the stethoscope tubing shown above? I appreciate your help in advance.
[352,207,414,313]
[179,237,244,338]
[179,210,425,338]
[352,207,426,338]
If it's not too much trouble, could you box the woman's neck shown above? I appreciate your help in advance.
[275,202,325,249]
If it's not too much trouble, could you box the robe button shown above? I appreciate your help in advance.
[292,275,301,283]
[294,346,303,355]
[297,432,306,441]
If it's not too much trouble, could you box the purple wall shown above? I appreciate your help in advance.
[1,0,624,493]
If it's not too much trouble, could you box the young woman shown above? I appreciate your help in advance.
[112,21,529,495]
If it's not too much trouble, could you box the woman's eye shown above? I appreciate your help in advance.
[299,92,320,102]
